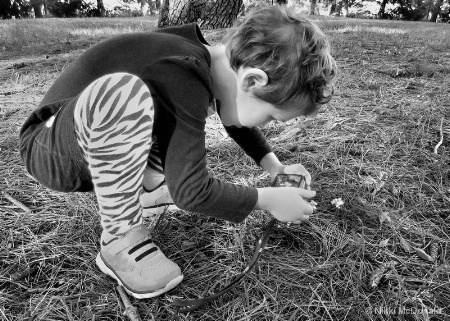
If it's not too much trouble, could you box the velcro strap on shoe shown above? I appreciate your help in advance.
[108,225,152,255]
[135,247,158,262]
[128,239,154,254]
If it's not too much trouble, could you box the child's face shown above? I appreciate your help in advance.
[236,95,305,128]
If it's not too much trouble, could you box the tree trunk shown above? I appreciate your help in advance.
[425,0,433,21]
[342,0,348,16]
[329,0,336,15]
[309,0,317,15]
[158,0,243,29]
[430,0,443,21]
[159,0,170,27]
[30,0,44,17]
[141,0,149,16]
[377,0,388,18]
[335,0,342,16]
[151,0,160,15]
[97,0,105,16]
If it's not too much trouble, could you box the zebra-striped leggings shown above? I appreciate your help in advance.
[73,73,162,244]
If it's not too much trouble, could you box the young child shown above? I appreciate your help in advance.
[19,5,336,299]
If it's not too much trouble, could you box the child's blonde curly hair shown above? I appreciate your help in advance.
[224,5,336,116]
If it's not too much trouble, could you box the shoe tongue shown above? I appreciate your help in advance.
[108,225,151,255]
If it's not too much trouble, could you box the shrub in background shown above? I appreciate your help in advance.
[440,3,450,22]
[0,0,32,18]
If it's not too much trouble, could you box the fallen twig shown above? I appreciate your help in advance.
[0,265,39,290]
[116,286,142,321]
[434,117,444,154]
[9,266,39,282]
[2,192,32,212]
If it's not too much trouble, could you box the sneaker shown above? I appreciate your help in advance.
[96,225,183,299]
[140,182,179,218]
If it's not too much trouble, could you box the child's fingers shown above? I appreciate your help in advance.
[304,172,312,187]
[291,206,313,224]
[283,164,312,186]
[302,197,315,216]
[297,189,316,199]
[292,214,310,224]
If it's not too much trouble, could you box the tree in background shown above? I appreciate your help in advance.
[378,0,450,19]
[47,0,85,17]
[1,0,449,21]
[97,0,105,15]
[337,0,350,16]
[389,0,429,19]
[430,0,444,21]
[442,1,450,21]
[309,0,317,14]
[0,0,32,18]
[328,0,350,16]
[140,0,147,15]
[29,0,44,16]
[158,0,243,28]
[378,0,389,17]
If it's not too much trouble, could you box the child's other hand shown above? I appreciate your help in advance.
[281,164,312,190]
[257,187,316,224]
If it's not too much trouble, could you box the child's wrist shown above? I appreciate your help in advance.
[259,153,283,177]
[255,187,271,211]
[254,188,265,210]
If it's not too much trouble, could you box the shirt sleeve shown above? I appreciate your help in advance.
[215,101,272,165]
[140,57,258,223]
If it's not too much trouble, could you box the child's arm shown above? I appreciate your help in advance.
[222,125,316,222]
[222,122,312,189]
[221,124,272,165]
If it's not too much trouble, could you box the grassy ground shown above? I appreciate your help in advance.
[1,15,450,321]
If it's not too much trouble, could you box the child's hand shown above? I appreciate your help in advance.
[256,187,316,224]
[270,163,312,190]
[281,164,312,190]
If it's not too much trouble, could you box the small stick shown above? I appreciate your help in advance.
[434,117,444,154]
[10,266,39,282]
[2,192,31,212]
[116,286,142,321]
[1,265,39,290]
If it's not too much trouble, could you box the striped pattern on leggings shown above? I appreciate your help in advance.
[73,73,154,240]
[147,139,164,175]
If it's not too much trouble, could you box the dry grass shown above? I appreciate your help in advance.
[0,16,159,56]
[1,16,450,321]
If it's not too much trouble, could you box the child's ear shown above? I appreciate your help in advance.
[239,68,268,93]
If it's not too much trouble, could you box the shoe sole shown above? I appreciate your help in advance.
[95,253,183,299]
